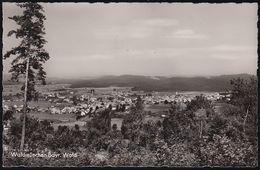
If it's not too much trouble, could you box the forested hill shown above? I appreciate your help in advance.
[70,74,255,92]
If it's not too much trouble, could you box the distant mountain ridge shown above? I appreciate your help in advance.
[69,73,256,92]
[3,73,255,91]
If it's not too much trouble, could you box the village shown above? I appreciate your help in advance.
[3,84,231,119]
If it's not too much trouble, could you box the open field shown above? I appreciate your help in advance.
[4,100,54,108]
[13,112,76,122]
[3,83,72,95]
[144,104,171,114]
[52,120,88,130]
[13,111,88,130]
[111,118,123,130]
[144,115,164,123]
[3,84,23,96]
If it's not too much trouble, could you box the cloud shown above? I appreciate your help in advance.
[209,45,256,52]
[127,26,155,39]
[209,54,238,60]
[120,48,189,59]
[94,26,155,39]
[94,18,179,39]
[170,29,208,39]
[87,54,112,60]
[132,18,179,27]
[171,45,256,53]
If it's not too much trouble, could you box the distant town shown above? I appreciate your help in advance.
[3,83,231,130]
[3,84,231,113]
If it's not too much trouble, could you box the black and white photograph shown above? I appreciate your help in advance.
[2,1,258,167]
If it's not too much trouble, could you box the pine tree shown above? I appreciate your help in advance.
[4,2,50,150]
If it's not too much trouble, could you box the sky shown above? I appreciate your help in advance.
[2,3,258,78]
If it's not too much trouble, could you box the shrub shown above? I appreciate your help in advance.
[199,134,257,167]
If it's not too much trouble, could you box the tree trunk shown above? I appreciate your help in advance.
[243,105,250,135]
[20,58,30,151]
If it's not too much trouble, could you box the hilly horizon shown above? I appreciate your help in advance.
[69,73,256,92]
[3,73,256,91]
